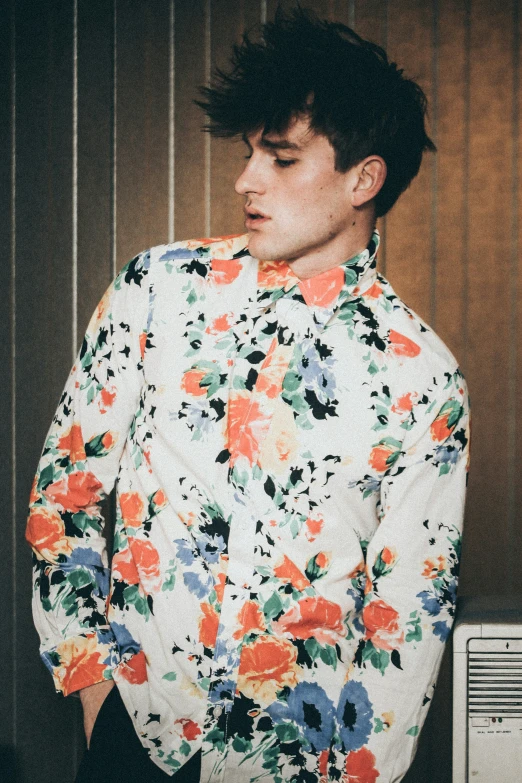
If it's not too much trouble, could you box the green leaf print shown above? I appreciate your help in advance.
[263,592,284,621]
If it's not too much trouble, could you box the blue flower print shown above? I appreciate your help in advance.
[336,680,373,751]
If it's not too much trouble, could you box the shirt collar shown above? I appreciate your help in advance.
[255,230,380,313]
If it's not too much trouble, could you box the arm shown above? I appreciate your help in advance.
[26,253,149,698]
[346,370,470,782]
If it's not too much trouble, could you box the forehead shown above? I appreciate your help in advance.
[245,116,315,147]
[245,117,332,155]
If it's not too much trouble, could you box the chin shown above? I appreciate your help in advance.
[246,232,285,262]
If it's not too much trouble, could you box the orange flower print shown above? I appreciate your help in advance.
[112,545,139,585]
[315,552,329,569]
[319,749,329,781]
[214,571,227,603]
[117,650,148,685]
[430,399,464,442]
[381,547,396,566]
[175,718,202,741]
[44,471,102,515]
[181,368,208,397]
[120,492,145,528]
[298,266,344,307]
[205,312,234,335]
[129,538,162,594]
[139,331,147,359]
[186,234,243,258]
[199,602,220,648]
[305,516,324,542]
[368,438,401,473]
[26,506,71,560]
[102,431,116,451]
[388,329,421,358]
[226,392,271,467]
[237,635,301,706]
[179,511,196,528]
[422,555,446,579]
[209,257,243,285]
[233,600,266,639]
[274,555,311,591]
[257,258,297,290]
[57,423,86,463]
[98,385,117,413]
[150,488,168,513]
[54,634,109,696]
[273,596,345,646]
[363,599,404,651]
[256,340,292,399]
[391,392,415,414]
[362,281,383,300]
[258,397,298,474]
[343,747,379,783]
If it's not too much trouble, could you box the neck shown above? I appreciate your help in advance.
[287,213,376,280]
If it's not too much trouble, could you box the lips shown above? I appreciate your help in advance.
[244,207,267,218]
[244,206,269,229]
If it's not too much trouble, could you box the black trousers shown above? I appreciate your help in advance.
[75,686,202,783]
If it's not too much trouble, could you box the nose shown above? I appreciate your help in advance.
[235,156,265,197]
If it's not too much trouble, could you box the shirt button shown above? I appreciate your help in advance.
[213,705,223,718]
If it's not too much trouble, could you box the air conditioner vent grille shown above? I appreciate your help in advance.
[468,651,522,715]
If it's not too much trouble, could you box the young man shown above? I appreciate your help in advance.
[27,8,469,783]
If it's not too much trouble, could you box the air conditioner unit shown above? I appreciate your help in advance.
[453,595,522,782]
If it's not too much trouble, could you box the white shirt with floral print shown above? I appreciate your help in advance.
[28,231,470,783]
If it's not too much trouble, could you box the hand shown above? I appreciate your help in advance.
[79,679,115,748]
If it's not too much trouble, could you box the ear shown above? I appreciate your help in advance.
[350,156,387,208]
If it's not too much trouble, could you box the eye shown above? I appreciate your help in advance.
[275,158,296,168]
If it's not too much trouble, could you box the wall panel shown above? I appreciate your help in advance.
[209,0,262,237]
[13,2,82,781]
[385,0,435,324]
[0,2,15,779]
[460,0,515,597]
[116,0,171,264]
[77,0,115,339]
[515,2,522,596]
[432,0,468,361]
[174,0,209,239]
[2,1,522,781]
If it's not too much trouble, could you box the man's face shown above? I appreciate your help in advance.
[235,117,361,274]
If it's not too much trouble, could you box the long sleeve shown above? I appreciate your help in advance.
[348,369,470,782]
[26,254,149,696]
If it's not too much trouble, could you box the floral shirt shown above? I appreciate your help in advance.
[27,231,470,783]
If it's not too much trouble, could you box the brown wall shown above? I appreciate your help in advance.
[1,1,521,781]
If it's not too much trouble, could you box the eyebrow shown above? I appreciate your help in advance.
[241,133,303,152]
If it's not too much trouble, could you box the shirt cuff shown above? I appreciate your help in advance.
[41,628,119,697]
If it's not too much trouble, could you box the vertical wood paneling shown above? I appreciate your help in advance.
[0,2,15,779]
[514,2,522,596]
[4,2,522,781]
[209,0,262,238]
[14,2,81,781]
[116,0,170,265]
[352,0,387,47]
[432,0,468,360]
[460,0,515,597]
[384,0,435,324]
[351,0,388,275]
[174,0,208,239]
[77,0,115,338]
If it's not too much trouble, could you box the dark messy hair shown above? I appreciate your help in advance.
[196,6,435,217]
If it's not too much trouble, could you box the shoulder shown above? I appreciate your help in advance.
[116,234,251,287]
[374,274,464,384]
